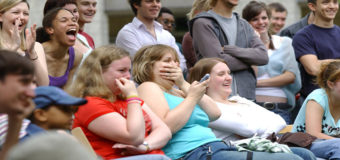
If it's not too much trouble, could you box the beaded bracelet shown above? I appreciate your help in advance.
[126,95,138,99]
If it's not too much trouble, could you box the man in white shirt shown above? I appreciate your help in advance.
[116,0,187,72]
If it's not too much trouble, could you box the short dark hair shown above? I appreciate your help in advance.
[308,0,316,4]
[242,1,271,21]
[43,0,77,15]
[128,0,142,15]
[268,2,287,13]
[0,50,34,81]
[158,7,173,18]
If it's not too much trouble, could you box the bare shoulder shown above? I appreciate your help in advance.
[138,82,161,90]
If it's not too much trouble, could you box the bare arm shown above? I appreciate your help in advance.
[88,78,145,146]
[305,100,334,139]
[257,71,295,87]
[31,42,49,86]
[142,104,172,150]
[138,81,206,134]
[0,116,23,160]
[299,54,334,76]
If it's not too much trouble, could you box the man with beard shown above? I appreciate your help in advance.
[189,0,268,100]
[0,50,35,159]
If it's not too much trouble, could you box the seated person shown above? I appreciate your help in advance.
[25,86,87,136]
[133,44,309,160]
[69,45,171,160]
[188,58,316,160]
[293,60,340,160]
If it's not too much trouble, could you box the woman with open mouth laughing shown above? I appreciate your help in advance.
[36,7,82,89]
[0,0,49,86]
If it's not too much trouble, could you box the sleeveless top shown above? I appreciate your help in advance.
[48,47,75,88]
[162,92,219,160]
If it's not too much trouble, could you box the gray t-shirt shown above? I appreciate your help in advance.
[208,10,237,45]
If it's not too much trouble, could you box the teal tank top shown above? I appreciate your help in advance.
[162,92,219,159]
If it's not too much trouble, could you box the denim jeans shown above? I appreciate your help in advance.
[290,147,317,160]
[272,108,291,124]
[310,138,340,159]
[115,154,171,160]
[181,141,305,160]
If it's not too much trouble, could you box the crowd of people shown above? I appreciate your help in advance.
[0,0,340,159]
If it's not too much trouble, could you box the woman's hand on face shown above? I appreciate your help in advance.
[115,78,138,97]
[25,24,37,55]
[159,62,184,87]
[1,18,21,51]
[186,80,209,101]
[113,143,147,155]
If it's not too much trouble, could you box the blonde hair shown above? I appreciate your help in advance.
[132,44,179,84]
[187,0,211,20]
[317,60,340,92]
[68,45,130,101]
[188,58,226,83]
[0,0,28,51]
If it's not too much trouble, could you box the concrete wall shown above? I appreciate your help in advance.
[27,0,301,47]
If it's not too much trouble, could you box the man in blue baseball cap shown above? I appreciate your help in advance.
[25,86,87,136]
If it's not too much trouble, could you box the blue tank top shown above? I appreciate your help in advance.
[162,92,219,160]
[49,47,75,88]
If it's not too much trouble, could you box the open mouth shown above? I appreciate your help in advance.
[66,28,77,41]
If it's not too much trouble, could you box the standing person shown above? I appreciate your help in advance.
[242,1,301,124]
[43,0,93,65]
[76,0,96,49]
[280,10,314,38]
[182,0,210,69]
[0,0,48,86]
[133,44,307,160]
[36,8,82,89]
[292,0,340,99]
[293,60,340,160]
[69,45,171,160]
[116,0,187,73]
[0,50,36,160]
[268,2,287,35]
[188,58,316,160]
[189,0,268,100]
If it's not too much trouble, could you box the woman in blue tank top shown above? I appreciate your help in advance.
[132,44,308,160]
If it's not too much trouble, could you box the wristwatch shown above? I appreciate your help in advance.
[142,141,150,152]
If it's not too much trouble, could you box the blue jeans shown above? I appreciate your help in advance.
[181,141,305,160]
[310,138,340,159]
[290,147,317,160]
[115,155,171,160]
[272,108,291,124]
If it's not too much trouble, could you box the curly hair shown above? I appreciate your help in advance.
[317,60,340,92]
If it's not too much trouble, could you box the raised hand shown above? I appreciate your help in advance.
[25,24,37,56]
[1,18,21,51]
[159,62,185,87]
[186,80,209,102]
[115,78,138,97]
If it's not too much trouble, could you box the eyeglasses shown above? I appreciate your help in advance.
[162,19,176,28]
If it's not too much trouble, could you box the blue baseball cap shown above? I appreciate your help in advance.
[33,86,87,109]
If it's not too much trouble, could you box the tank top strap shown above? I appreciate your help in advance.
[66,47,75,73]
